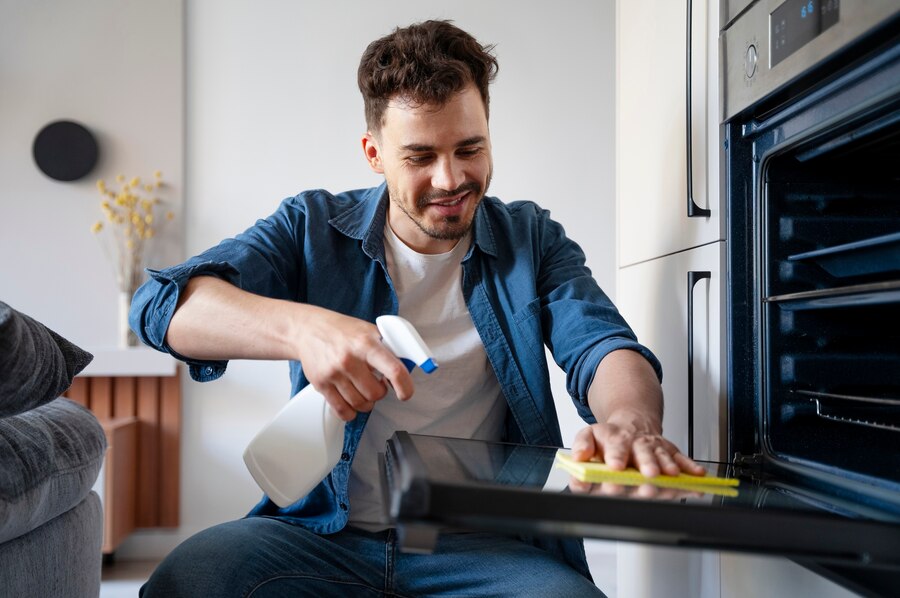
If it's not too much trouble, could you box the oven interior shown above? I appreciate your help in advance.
[760,107,900,499]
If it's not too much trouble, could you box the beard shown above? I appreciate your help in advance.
[389,171,493,242]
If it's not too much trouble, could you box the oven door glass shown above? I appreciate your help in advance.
[383,433,900,571]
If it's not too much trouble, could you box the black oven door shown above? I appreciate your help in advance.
[382,433,900,597]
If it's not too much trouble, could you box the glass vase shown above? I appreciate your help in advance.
[118,289,138,348]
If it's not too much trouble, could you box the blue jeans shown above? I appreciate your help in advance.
[139,518,606,597]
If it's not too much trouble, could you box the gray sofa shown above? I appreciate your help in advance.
[0,301,107,597]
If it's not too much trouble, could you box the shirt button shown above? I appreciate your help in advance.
[339,502,348,511]
[341,452,350,461]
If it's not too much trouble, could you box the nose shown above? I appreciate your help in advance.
[431,156,465,192]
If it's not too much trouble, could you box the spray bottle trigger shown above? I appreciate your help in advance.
[399,358,416,372]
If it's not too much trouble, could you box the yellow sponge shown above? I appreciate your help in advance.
[554,450,739,497]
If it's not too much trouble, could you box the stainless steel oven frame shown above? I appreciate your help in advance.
[721,0,900,122]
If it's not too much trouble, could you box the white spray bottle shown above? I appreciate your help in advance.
[243,315,437,508]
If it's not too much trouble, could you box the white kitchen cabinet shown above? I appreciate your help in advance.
[719,554,857,598]
[616,0,723,267]
[616,241,725,462]
[616,212,725,598]
[615,1,726,596]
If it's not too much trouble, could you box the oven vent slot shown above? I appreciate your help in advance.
[779,216,897,247]
[787,231,900,279]
[780,354,898,388]
[796,390,900,433]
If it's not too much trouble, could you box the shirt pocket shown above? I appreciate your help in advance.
[512,297,546,365]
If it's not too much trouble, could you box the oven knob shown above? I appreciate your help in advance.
[745,44,758,79]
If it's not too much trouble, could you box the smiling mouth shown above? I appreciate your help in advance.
[428,193,467,207]
[418,182,482,210]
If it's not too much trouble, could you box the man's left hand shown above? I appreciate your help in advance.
[570,422,706,478]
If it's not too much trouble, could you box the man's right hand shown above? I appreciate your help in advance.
[292,307,415,421]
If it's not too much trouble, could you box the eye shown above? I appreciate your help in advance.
[457,147,481,158]
[407,154,433,165]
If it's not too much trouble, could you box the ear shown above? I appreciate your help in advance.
[361,132,384,174]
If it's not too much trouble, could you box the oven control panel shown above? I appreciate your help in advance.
[720,0,899,121]
[770,0,840,68]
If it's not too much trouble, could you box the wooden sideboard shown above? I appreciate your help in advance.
[64,353,181,555]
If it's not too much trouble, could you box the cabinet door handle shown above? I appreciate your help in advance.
[686,0,711,218]
[687,270,711,458]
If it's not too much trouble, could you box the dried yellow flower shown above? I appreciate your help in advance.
[93,170,174,292]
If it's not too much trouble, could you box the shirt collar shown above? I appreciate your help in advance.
[328,181,497,261]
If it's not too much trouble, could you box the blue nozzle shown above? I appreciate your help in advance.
[399,357,438,374]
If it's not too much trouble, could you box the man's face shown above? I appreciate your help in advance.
[363,83,493,254]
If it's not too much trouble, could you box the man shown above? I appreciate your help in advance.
[133,20,703,597]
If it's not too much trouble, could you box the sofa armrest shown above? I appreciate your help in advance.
[0,398,106,545]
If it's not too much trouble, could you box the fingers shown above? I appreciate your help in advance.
[571,424,707,478]
[570,427,598,461]
[320,385,356,422]
[631,437,662,478]
[674,451,707,476]
[572,424,630,469]
[298,313,416,419]
[365,345,414,401]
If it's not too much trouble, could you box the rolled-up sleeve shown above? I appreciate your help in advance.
[129,261,240,381]
[534,210,662,421]
[128,196,306,382]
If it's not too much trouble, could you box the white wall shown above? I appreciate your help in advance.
[1,0,618,570]
[0,0,184,343]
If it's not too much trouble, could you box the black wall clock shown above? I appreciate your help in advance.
[32,120,99,181]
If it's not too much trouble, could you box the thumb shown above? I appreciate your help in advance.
[571,427,598,461]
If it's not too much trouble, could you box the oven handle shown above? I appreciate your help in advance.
[687,270,711,458]
[686,0,711,219]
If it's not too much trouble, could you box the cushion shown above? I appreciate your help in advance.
[0,301,93,418]
[0,398,107,544]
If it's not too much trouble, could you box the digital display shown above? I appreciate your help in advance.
[771,0,840,67]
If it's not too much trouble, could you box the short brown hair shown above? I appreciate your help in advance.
[358,20,499,132]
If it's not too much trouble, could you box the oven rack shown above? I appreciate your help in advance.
[787,231,900,278]
[778,216,898,246]
[764,279,900,308]
[795,390,900,433]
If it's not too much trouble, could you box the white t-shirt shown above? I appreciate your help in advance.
[347,223,507,529]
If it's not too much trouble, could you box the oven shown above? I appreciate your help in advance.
[723,0,900,592]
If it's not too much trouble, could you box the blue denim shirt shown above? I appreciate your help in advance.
[130,183,661,579]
